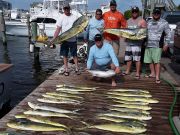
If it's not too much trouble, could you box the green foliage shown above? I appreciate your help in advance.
[124,10,131,20]
[177,4,180,10]
[124,10,142,20]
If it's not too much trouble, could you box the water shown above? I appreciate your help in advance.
[0,36,62,117]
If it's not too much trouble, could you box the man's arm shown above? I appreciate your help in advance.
[120,14,127,28]
[51,26,61,43]
[163,22,171,52]
[87,47,94,70]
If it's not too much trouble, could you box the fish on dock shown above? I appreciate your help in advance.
[56,84,98,90]
[7,121,67,132]
[79,123,147,134]
[37,98,81,105]
[28,102,76,114]
[24,110,73,119]
[99,112,152,121]
[107,91,152,98]
[15,114,68,128]
[108,95,159,103]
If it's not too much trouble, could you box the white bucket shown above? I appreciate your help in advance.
[29,44,34,53]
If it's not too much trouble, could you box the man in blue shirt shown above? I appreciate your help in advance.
[84,9,104,56]
[87,34,121,86]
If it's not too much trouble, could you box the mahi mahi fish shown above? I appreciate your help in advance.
[108,95,159,103]
[99,112,152,121]
[97,116,147,126]
[15,114,68,128]
[108,107,150,115]
[87,70,116,78]
[52,16,88,44]
[112,99,149,105]
[107,91,152,98]
[7,121,66,132]
[112,89,150,94]
[82,123,146,134]
[24,110,73,119]
[28,102,76,114]
[104,28,147,40]
[56,88,95,92]
[42,94,80,102]
[46,92,83,99]
[111,104,151,111]
[56,84,98,90]
[37,98,81,105]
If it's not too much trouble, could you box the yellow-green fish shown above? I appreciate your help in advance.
[99,112,152,121]
[15,114,68,128]
[46,92,83,99]
[56,84,98,90]
[56,88,94,92]
[108,95,158,104]
[104,28,147,40]
[111,104,151,111]
[28,102,76,114]
[112,89,150,94]
[97,116,147,126]
[53,16,89,44]
[107,91,152,98]
[24,110,72,119]
[7,121,66,132]
[112,99,149,105]
[85,123,146,134]
[42,94,80,102]
[37,98,81,105]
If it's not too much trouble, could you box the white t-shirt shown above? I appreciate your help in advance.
[56,13,78,42]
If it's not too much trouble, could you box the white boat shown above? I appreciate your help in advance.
[5,0,87,37]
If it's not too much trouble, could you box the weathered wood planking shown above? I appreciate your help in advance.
[0,71,178,135]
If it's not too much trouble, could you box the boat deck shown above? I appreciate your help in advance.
[0,71,179,135]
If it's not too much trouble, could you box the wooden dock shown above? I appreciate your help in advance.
[0,70,179,135]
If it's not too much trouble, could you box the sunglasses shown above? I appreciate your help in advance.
[96,13,102,15]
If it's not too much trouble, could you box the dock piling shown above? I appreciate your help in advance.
[0,10,7,45]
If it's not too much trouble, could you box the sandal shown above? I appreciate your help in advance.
[75,70,81,75]
[64,71,69,76]
[134,75,140,79]
[156,79,161,84]
[145,75,155,78]
[121,72,130,76]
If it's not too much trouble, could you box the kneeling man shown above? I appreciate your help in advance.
[87,34,121,86]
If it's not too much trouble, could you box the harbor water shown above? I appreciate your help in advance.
[0,36,62,117]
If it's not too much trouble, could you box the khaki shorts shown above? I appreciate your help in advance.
[104,40,120,56]
[144,48,162,64]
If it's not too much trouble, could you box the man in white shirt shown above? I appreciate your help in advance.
[50,2,80,76]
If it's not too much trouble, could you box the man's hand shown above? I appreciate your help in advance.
[115,67,121,74]
[163,45,169,52]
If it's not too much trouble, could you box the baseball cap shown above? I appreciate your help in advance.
[153,8,161,14]
[94,34,102,41]
[131,6,139,12]
[110,0,117,6]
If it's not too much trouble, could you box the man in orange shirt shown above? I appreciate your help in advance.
[103,0,127,56]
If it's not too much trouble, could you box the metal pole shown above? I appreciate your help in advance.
[0,10,7,45]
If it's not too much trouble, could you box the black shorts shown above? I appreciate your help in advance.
[60,41,77,57]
